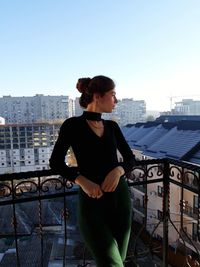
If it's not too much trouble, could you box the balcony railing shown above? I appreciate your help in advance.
[182,204,198,220]
[132,184,146,193]
[179,230,200,251]
[0,158,200,267]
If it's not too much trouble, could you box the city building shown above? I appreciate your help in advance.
[155,114,200,123]
[173,99,200,115]
[103,98,146,126]
[74,97,83,117]
[0,95,147,126]
[0,122,62,174]
[0,95,147,175]
[74,97,147,126]
[116,98,146,125]
[0,95,73,124]
[121,116,200,255]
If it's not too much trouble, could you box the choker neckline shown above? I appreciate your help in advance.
[82,111,102,121]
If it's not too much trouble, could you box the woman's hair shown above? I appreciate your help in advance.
[76,75,115,108]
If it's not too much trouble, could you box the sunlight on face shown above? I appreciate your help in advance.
[98,89,118,113]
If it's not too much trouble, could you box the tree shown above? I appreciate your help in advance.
[146,115,155,122]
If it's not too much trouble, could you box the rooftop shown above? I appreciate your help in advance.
[122,116,200,164]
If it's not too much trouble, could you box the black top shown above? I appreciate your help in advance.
[49,111,136,183]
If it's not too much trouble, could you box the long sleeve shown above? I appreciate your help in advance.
[49,120,79,181]
[113,122,136,173]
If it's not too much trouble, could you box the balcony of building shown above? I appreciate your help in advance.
[0,158,200,267]
[182,201,198,220]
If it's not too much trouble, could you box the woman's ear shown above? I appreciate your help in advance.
[93,93,100,101]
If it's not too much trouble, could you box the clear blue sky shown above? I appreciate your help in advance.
[1,0,200,111]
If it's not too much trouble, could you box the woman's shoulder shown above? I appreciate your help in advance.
[104,119,121,133]
[105,119,119,127]
[64,115,80,123]
[60,116,82,130]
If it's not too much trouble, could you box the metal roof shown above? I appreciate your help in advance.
[121,120,200,164]
[134,124,167,150]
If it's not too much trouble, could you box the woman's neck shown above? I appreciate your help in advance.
[86,101,102,113]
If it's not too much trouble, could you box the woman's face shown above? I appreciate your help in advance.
[97,89,118,113]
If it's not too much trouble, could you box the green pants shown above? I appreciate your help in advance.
[77,177,132,267]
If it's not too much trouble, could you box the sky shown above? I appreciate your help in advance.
[1,0,200,111]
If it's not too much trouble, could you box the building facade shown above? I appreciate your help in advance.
[102,98,146,126]
[121,117,200,255]
[116,98,146,125]
[0,95,73,124]
[74,97,146,126]
[173,99,200,115]
[0,95,146,126]
[74,97,83,117]
[0,123,62,174]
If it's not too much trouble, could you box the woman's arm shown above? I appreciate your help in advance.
[113,122,136,173]
[75,175,103,199]
[101,166,124,192]
[101,122,136,192]
[49,120,80,181]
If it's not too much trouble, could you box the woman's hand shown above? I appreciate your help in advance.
[75,175,103,199]
[101,166,125,192]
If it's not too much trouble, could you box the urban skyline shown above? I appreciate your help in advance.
[1,1,200,111]
[0,94,147,126]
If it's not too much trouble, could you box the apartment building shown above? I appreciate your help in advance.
[0,123,62,174]
[121,117,200,254]
[0,95,147,126]
[74,97,83,116]
[102,98,146,125]
[74,97,146,126]
[117,98,146,125]
[0,95,73,124]
[173,99,200,115]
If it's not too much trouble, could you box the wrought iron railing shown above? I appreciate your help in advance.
[0,158,200,267]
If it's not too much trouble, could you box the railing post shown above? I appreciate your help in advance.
[38,175,44,267]
[197,171,200,243]
[162,159,170,267]
[11,179,20,267]
[62,178,69,267]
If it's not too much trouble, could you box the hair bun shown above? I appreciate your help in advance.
[76,78,91,93]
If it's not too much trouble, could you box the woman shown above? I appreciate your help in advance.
[49,75,136,267]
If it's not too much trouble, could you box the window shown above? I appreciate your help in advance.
[192,223,198,241]
[193,195,198,215]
